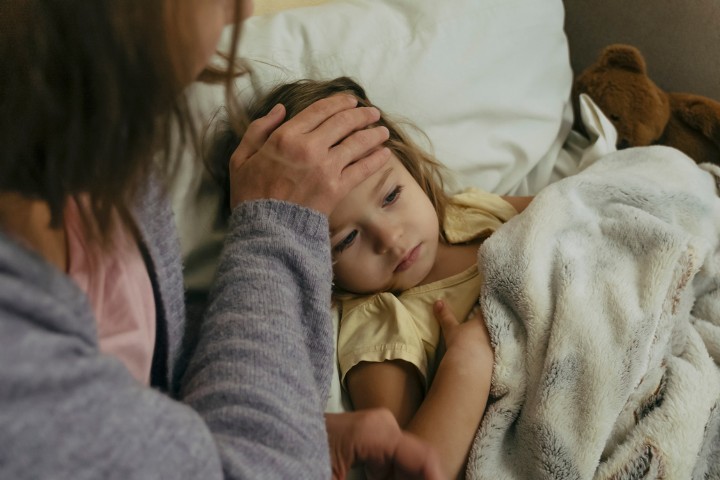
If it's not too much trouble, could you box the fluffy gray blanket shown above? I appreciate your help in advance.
[468,146,720,479]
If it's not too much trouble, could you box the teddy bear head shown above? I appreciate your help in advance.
[573,44,671,149]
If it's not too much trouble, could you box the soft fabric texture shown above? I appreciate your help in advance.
[467,146,720,479]
[337,189,516,390]
[0,180,335,478]
[65,196,156,385]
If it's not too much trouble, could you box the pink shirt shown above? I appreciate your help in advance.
[64,197,156,385]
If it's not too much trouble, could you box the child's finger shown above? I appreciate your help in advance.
[433,299,459,336]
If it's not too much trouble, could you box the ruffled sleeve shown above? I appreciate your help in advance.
[443,187,518,244]
[337,292,438,389]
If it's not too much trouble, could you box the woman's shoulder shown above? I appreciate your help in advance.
[0,229,97,342]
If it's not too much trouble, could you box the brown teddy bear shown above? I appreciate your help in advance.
[572,43,720,167]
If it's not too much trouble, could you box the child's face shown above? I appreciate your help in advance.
[330,155,440,295]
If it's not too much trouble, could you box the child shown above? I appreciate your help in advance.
[211,77,532,478]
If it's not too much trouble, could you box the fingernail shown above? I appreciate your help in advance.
[346,94,359,106]
[434,300,444,311]
[268,103,283,116]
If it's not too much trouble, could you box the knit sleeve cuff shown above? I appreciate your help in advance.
[229,199,329,242]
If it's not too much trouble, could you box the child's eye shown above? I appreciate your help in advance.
[333,230,358,254]
[383,186,403,207]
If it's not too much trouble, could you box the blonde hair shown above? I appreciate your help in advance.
[208,76,453,237]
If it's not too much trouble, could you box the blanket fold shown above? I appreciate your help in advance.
[468,146,720,479]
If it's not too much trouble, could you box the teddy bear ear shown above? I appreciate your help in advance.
[598,44,647,74]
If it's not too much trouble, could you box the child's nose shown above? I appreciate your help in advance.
[372,222,402,254]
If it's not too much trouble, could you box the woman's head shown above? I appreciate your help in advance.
[0,0,247,239]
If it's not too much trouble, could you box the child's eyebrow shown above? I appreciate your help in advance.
[373,167,394,195]
[329,167,394,236]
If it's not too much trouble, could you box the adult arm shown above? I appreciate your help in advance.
[0,190,337,479]
[180,95,395,477]
[0,96,391,479]
[347,301,493,479]
[181,199,335,477]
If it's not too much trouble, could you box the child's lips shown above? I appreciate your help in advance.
[395,244,421,273]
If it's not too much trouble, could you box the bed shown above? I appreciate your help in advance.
[173,0,720,477]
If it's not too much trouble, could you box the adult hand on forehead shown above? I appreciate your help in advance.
[229,94,391,216]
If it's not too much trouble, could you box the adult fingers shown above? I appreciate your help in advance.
[363,430,444,480]
[333,125,390,168]
[327,127,391,203]
[388,433,445,480]
[311,105,382,151]
[348,410,443,480]
[230,103,286,167]
[338,145,392,193]
[286,94,360,133]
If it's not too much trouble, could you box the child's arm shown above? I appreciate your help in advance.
[501,195,534,214]
[346,301,493,479]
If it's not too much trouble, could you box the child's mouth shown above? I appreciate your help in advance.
[395,244,421,273]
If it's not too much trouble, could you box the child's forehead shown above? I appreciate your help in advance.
[354,155,404,190]
[354,155,408,195]
[328,157,406,224]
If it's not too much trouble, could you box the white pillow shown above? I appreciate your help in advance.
[175,0,574,287]
[173,3,576,435]
[229,0,573,195]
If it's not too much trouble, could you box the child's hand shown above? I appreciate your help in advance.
[404,300,493,477]
[433,300,493,363]
[228,94,391,216]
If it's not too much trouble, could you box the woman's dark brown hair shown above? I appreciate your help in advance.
[208,76,452,234]
[0,0,245,242]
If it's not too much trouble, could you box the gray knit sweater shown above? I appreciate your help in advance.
[0,182,334,479]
